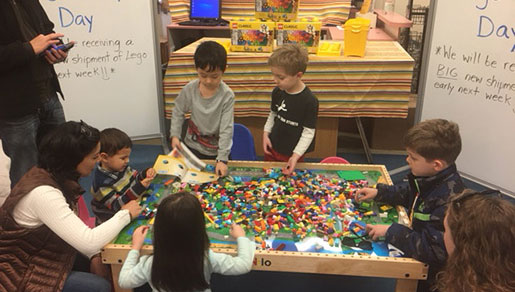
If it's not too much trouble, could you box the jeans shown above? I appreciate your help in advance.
[62,271,111,292]
[0,93,65,187]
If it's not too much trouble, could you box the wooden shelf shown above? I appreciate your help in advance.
[372,9,413,41]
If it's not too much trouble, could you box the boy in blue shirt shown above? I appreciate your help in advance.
[355,119,465,292]
[169,41,234,177]
[263,43,319,175]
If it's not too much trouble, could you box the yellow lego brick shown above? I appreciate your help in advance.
[317,41,343,56]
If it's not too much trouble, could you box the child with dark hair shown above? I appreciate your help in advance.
[0,121,141,292]
[263,43,319,175]
[118,191,254,291]
[170,40,234,177]
[438,190,515,292]
[91,128,156,225]
[355,118,465,292]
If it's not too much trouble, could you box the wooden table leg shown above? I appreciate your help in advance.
[395,279,418,292]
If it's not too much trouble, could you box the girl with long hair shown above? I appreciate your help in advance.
[118,191,255,291]
[437,190,515,292]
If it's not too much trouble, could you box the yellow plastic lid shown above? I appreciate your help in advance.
[344,17,371,28]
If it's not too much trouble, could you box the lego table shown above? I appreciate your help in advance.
[102,161,427,292]
[163,37,414,159]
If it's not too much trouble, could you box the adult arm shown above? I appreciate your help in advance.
[118,250,152,289]
[210,237,255,275]
[14,186,131,258]
[216,91,235,161]
[0,1,59,73]
[0,40,37,73]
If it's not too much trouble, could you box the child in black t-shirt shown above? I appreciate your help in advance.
[263,43,319,175]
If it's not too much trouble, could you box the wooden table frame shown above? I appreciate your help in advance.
[102,161,428,292]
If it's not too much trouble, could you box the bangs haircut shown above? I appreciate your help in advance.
[404,119,461,164]
[268,43,309,76]
[437,190,515,292]
[151,191,210,292]
[99,128,132,156]
[38,121,100,182]
[194,41,227,72]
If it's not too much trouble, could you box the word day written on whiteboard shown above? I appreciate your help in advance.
[41,0,161,138]
[420,0,514,195]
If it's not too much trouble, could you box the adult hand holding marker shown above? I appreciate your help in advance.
[30,33,74,64]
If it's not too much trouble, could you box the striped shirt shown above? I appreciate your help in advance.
[91,164,147,224]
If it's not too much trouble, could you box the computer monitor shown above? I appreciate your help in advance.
[190,0,221,21]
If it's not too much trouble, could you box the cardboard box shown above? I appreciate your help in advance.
[230,20,276,52]
[276,20,321,53]
[255,0,299,21]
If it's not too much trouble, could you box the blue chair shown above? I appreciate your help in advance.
[231,123,257,161]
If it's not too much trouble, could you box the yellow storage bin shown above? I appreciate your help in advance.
[343,18,370,57]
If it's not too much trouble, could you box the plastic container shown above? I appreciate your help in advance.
[343,18,371,57]
[317,41,342,56]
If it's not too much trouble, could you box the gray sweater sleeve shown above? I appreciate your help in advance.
[216,90,235,161]
[169,83,191,139]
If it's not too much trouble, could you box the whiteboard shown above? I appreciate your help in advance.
[41,0,162,138]
[418,0,515,196]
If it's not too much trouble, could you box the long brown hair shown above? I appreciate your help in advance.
[437,190,515,292]
[151,191,210,291]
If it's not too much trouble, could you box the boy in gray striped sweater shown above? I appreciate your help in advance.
[169,41,235,177]
[91,128,156,224]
